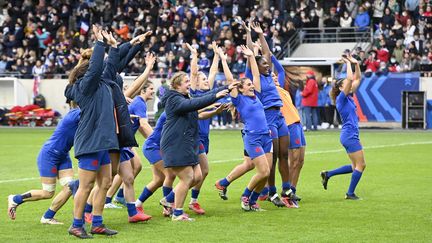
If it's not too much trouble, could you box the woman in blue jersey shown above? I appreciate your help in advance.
[244,21,290,206]
[7,105,79,224]
[321,55,366,200]
[64,27,119,238]
[185,41,227,214]
[103,54,157,224]
[137,111,176,216]
[160,72,229,221]
[230,45,272,211]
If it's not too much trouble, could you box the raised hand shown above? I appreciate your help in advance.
[241,20,251,32]
[139,31,152,42]
[217,47,227,61]
[252,41,262,51]
[186,43,198,57]
[211,41,219,54]
[145,52,156,66]
[240,45,254,57]
[228,81,240,90]
[347,54,358,64]
[102,30,117,47]
[251,22,263,34]
[216,89,229,99]
[92,25,103,41]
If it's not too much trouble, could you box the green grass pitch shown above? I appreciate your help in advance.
[0,128,431,242]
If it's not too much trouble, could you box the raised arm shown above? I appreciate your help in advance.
[186,43,199,91]
[271,55,285,88]
[124,53,156,98]
[342,57,353,96]
[208,41,220,89]
[79,25,106,96]
[241,45,261,92]
[251,22,272,69]
[252,41,261,56]
[118,31,152,72]
[101,30,120,82]
[169,89,228,115]
[242,20,253,51]
[348,55,361,93]
[217,47,235,86]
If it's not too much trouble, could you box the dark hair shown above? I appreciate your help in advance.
[141,81,153,92]
[330,78,344,103]
[68,48,92,85]
[237,77,251,93]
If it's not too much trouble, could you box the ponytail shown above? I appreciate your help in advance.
[330,78,344,103]
[68,48,93,85]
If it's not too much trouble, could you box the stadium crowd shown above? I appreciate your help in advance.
[0,0,427,79]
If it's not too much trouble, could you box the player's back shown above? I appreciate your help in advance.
[43,108,80,156]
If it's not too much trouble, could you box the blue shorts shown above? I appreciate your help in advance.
[143,147,162,164]
[77,151,111,171]
[120,147,135,163]
[37,149,73,177]
[340,134,363,153]
[288,122,306,149]
[197,135,209,154]
[243,132,273,159]
[265,109,289,139]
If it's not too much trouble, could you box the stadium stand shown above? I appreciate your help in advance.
[0,0,428,79]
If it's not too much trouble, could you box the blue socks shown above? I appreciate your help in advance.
[219,178,230,187]
[282,181,291,191]
[347,170,363,195]
[105,197,112,204]
[290,185,297,194]
[73,218,84,228]
[166,191,175,203]
[249,191,261,205]
[84,203,93,213]
[173,208,183,217]
[13,195,24,205]
[242,188,252,198]
[259,187,269,197]
[191,189,200,200]
[43,209,56,219]
[269,186,277,195]
[138,187,153,203]
[126,203,137,217]
[116,188,124,198]
[162,186,172,197]
[327,165,353,178]
[92,215,103,227]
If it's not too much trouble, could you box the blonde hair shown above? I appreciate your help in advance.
[170,71,187,90]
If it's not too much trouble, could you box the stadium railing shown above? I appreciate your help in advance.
[278,27,373,58]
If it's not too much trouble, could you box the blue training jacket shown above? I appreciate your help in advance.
[65,41,119,158]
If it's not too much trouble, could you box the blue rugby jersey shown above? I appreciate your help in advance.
[232,95,269,134]
[43,108,80,156]
[128,96,147,134]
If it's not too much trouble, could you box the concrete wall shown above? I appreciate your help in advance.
[291,42,369,58]
[0,77,162,116]
[420,77,432,99]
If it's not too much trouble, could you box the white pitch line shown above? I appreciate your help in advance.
[1,141,431,184]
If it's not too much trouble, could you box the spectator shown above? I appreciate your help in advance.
[393,40,405,63]
[355,6,370,32]
[115,21,130,40]
[375,43,390,63]
[302,70,319,131]
[372,0,385,27]
[32,60,46,77]
[198,52,210,72]
[382,8,395,29]
[0,55,8,73]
